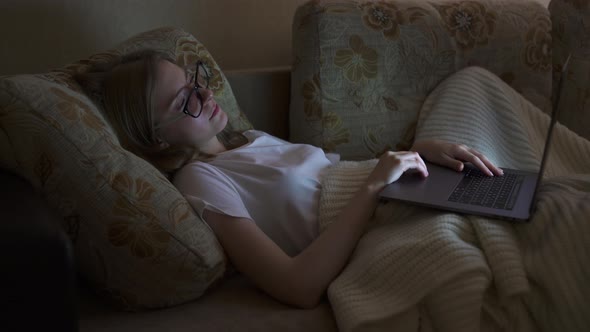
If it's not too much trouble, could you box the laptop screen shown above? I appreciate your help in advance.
[529,53,572,212]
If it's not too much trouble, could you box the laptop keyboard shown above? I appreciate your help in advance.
[448,168,524,210]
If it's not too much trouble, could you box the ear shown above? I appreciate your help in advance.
[156,138,170,150]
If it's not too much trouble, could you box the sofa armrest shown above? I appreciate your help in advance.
[549,0,590,140]
[549,0,590,61]
[226,67,291,140]
[0,170,78,331]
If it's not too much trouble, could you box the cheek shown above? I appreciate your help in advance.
[162,118,208,145]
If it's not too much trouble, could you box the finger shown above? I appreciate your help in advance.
[457,149,493,176]
[441,154,465,172]
[469,149,504,176]
[472,151,504,176]
[391,152,428,177]
[414,152,428,174]
[406,154,429,177]
[382,151,429,179]
[408,152,428,177]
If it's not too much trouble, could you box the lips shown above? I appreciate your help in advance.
[209,104,219,119]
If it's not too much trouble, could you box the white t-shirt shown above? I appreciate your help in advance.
[173,130,338,256]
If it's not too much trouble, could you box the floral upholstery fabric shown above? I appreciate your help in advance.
[290,0,553,160]
[0,27,252,310]
[550,0,590,140]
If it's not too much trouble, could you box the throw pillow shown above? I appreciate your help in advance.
[0,26,252,309]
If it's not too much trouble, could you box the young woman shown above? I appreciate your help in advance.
[76,50,503,309]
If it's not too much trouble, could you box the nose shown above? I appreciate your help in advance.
[198,87,214,102]
[187,87,214,114]
[197,87,212,105]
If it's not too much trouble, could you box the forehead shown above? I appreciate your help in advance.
[155,59,185,86]
[153,60,185,105]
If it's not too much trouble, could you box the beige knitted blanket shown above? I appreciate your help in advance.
[319,67,590,332]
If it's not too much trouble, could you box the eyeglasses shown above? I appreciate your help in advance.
[154,61,211,130]
[182,61,210,118]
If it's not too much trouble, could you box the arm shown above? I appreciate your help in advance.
[411,139,504,176]
[203,151,428,309]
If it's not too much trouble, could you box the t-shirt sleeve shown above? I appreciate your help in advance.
[172,162,252,221]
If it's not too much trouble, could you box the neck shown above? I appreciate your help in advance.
[200,136,227,155]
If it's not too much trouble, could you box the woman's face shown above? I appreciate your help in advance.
[152,59,228,148]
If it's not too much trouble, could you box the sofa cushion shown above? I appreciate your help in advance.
[290,0,552,160]
[550,0,590,140]
[0,27,252,309]
[78,275,338,332]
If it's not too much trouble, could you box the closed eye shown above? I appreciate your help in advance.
[172,88,190,112]
[177,98,186,111]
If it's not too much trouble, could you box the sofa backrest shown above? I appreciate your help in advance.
[290,0,553,160]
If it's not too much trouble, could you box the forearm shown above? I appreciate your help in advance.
[203,189,378,310]
[204,152,426,309]
[290,183,380,307]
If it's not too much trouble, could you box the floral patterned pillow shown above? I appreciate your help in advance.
[290,0,552,160]
[0,27,252,309]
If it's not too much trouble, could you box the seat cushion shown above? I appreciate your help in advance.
[0,27,252,309]
[79,274,337,332]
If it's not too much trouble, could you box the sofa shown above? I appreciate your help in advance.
[1,0,589,331]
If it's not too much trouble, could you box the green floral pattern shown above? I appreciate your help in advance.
[291,0,554,160]
[360,2,405,40]
[434,1,497,51]
[524,15,552,72]
[0,27,251,309]
[334,35,378,82]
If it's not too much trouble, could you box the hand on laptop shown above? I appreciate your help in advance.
[411,139,504,177]
[366,151,429,192]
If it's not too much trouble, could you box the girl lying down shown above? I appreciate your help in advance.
[76,50,590,331]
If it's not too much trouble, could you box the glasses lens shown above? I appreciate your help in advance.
[196,63,210,88]
[184,88,203,117]
[185,65,195,82]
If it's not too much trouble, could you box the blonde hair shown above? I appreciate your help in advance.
[75,50,246,176]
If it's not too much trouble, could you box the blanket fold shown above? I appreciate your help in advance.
[319,67,590,332]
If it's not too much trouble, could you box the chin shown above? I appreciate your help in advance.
[217,109,229,128]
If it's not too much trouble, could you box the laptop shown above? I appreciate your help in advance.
[379,55,571,222]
